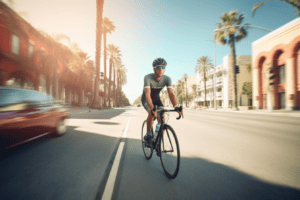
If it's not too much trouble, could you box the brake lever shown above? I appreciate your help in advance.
[176,106,183,120]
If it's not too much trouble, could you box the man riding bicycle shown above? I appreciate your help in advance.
[141,58,183,146]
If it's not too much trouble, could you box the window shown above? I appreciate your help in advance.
[0,89,22,106]
[11,34,20,55]
[28,43,35,58]
[279,65,285,84]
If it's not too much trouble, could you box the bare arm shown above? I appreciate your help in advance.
[167,88,178,107]
[145,88,154,109]
[167,87,182,116]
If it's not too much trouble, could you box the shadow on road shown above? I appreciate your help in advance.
[70,108,131,120]
[116,137,300,200]
[1,122,299,200]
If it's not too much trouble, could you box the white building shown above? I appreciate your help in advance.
[195,55,252,109]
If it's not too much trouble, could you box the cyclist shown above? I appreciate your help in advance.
[141,58,183,146]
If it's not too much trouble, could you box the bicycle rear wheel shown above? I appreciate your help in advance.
[159,124,180,179]
[141,120,153,160]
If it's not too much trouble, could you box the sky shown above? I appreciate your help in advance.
[5,0,298,104]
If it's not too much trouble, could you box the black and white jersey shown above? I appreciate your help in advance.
[141,73,172,104]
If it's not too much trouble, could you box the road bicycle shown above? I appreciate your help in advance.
[141,105,183,179]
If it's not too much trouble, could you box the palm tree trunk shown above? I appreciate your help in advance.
[93,0,104,109]
[108,58,112,107]
[230,34,239,110]
[113,66,116,107]
[103,33,107,108]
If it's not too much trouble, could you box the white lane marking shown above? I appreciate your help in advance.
[122,117,131,138]
[102,142,125,200]
[101,115,131,200]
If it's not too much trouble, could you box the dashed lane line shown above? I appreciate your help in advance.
[101,142,125,200]
[101,115,131,200]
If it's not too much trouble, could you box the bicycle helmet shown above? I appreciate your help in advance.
[152,58,167,67]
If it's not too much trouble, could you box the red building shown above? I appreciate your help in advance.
[252,17,300,110]
[0,2,93,106]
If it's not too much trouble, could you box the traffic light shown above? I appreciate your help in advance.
[269,68,275,86]
[235,65,240,74]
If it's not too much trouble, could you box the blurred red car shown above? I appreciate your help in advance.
[0,87,70,149]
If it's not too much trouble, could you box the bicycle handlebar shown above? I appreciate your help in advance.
[152,105,183,120]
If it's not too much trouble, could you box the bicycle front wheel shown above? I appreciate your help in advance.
[159,124,180,179]
[141,120,153,160]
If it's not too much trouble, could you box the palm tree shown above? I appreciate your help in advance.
[252,0,300,17]
[116,65,127,106]
[192,84,197,107]
[114,60,125,107]
[176,80,184,105]
[93,0,104,109]
[107,44,121,107]
[214,10,249,110]
[195,56,213,108]
[182,74,188,107]
[102,17,116,107]
[246,63,252,74]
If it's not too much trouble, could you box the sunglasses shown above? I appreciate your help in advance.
[153,65,166,70]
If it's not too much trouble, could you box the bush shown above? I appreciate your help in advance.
[248,106,255,110]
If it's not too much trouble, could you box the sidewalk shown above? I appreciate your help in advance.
[197,107,300,118]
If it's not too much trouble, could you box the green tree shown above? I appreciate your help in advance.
[114,59,123,107]
[214,10,249,110]
[242,82,252,106]
[103,17,116,107]
[176,80,185,105]
[133,95,142,105]
[115,62,126,107]
[252,0,300,17]
[116,90,130,107]
[195,56,213,108]
[192,84,197,106]
[246,63,252,74]
[182,73,188,107]
[107,44,121,107]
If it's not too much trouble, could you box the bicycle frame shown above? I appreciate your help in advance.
[152,107,181,153]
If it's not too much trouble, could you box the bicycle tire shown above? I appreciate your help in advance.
[159,124,180,179]
[141,120,153,160]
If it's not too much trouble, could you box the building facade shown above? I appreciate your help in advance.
[195,55,252,109]
[0,2,99,107]
[252,17,300,110]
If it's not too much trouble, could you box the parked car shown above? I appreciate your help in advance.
[137,104,141,107]
[0,87,70,149]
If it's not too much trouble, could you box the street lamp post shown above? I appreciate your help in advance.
[214,25,273,33]
[206,39,217,110]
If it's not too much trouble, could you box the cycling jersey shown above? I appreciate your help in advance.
[141,73,172,106]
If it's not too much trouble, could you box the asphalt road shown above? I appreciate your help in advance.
[0,106,299,200]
